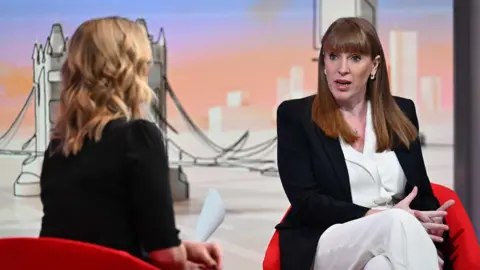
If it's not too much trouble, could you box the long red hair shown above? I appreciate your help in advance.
[312,17,417,151]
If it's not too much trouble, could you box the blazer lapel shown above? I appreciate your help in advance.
[313,126,352,199]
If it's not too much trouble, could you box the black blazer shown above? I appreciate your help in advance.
[275,95,452,270]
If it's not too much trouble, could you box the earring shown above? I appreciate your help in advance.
[324,69,327,75]
[370,73,375,80]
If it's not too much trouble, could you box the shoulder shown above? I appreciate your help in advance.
[277,95,315,123]
[126,119,162,135]
[112,119,165,158]
[102,118,163,145]
[393,96,415,112]
[125,119,164,145]
[392,96,420,131]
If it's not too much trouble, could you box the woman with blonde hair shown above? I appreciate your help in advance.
[39,16,222,270]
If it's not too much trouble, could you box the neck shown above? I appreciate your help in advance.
[338,97,367,118]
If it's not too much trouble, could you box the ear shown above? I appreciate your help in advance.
[371,55,381,77]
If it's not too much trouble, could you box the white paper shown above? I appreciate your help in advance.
[194,189,226,241]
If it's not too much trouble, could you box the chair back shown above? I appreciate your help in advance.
[0,237,159,270]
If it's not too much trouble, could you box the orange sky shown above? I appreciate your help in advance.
[0,31,453,128]
[0,64,32,97]
[167,42,317,118]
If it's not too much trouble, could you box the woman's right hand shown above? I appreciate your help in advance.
[393,186,419,214]
[183,241,223,269]
[185,261,212,270]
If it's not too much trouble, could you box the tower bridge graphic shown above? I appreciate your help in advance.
[0,1,380,198]
[0,19,279,199]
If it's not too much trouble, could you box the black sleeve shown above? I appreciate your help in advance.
[407,100,441,211]
[276,101,369,230]
[125,119,181,252]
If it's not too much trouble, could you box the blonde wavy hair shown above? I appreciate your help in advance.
[52,16,155,156]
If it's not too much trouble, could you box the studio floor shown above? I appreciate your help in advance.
[0,146,453,269]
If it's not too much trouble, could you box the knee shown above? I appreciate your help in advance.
[373,209,432,247]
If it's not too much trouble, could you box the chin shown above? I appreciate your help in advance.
[331,90,354,102]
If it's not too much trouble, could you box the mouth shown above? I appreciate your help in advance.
[334,79,352,86]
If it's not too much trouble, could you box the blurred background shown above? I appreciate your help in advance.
[0,0,461,269]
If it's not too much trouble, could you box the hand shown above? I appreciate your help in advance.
[185,261,209,270]
[185,261,201,270]
[184,241,223,269]
[394,187,450,242]
[414,199,455,243]
[393,186,419,214]
[413,210,449,242]
[366,187,429,217]
[432,199,455,224]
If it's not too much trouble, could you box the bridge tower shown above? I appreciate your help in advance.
[14,19,189,200]
[135,19,168,136]
[136,19,189,201]
[14,23,67,196]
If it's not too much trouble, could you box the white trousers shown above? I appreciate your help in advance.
[312,208,439,270]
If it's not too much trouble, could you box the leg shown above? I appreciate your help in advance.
[312,209,439,270]
[364,255,393,270]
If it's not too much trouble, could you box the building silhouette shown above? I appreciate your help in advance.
[390,30,419,104]
[420,76,442,112]
[227,90,250,107]
[273,66,307,121]
[289,66,304,96]
[276,77,290,104]
[208,90,271,132]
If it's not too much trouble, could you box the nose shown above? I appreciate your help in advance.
[338,57,350,75]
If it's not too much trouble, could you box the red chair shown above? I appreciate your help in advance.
[431,183,480,269]
[0,237,160,270]
[263,183,480,270]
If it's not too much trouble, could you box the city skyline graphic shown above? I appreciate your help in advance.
[0,0,452,136]
[0,2,458,265]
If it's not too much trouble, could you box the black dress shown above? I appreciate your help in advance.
[39,118,180,259]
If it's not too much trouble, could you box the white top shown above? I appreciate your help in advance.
[340,101,406,209]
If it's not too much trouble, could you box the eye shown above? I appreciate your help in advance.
[328,53,338,60]
[351,55,362,62]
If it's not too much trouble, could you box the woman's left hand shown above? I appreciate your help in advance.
[413,199,455,242]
